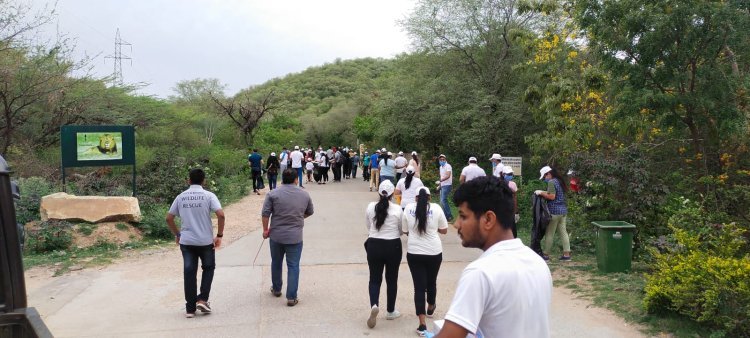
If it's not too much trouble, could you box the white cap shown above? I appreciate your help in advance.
[381,148,387,152]
[387,151,393,156]
[405,165,415,174]
[378,180,395,197]
[417,186,431,195]
[567,169,575,175]
[376,149,381,153]
[438,154,446,159]
[411,151,417,156]
[489,153,502,160]
[468,156,477,163]
[294,145,300,150]
[539,166,552,179]
[271,152,276,156]
[398,151,404,155]
[503,166,514,174]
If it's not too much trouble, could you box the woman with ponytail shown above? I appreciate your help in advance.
[364,180,403,329]
[401,186,449,335]
[395,166,424,209]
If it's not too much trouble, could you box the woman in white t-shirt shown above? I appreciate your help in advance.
[408,151,421,178]
[364,180,403,329]
[395,166,424,209]
[401,187,448,335]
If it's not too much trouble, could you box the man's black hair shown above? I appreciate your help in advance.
[282,168,297,184]
[452,176,514,230]
[189,168,206,185]
[253,149,258,152]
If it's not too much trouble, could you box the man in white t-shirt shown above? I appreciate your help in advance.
[459,157,486,184]
[489,153,504,178]
[279,147,289,173]
[290,146,304,188]
[166,168,226,318]
[434,175,552,338]
[394,151,408,182]
[436,154,453,222]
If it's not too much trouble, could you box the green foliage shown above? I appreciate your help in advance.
[644,202,750,336]
[15,177,55,224]
[115,223,128,231]
[26,220,74,253]
[136,204,173,240]
[76,223,96,236]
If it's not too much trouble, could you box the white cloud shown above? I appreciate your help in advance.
[28,0,415,97]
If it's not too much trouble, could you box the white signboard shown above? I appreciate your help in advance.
[502,157,522,177]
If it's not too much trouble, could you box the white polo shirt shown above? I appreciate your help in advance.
[444,239,552,338]
[439,163,453,187]
[396,177,424,208]
[460,164,486,182]
[168,185,222,246]
[290,150,304,168]
[492,163,505,178]
[365,201,402,240]
[394,156,408,174]
[401,202,448,255]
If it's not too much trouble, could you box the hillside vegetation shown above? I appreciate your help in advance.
[2,1,749,336]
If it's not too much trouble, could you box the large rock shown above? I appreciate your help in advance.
[40,192,142,223]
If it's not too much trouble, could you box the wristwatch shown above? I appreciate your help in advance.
[216,233,223,238]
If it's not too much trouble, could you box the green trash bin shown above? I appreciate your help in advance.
[592,221,636,273]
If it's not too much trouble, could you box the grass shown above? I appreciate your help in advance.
[23,239,170,276]
[549,252,714,337]
[76,223,97,236]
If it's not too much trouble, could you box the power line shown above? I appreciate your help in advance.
[104,28,132,86]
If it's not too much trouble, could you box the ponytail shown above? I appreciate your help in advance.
[404,172,415,190]
[415,189,430,235]
[373,194,390,230]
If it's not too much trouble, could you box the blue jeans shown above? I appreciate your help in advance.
[268,173,278,190]
[180,244,216,313]
[269,239,303,300]
[295,167,304,187]
[440,185,453,220]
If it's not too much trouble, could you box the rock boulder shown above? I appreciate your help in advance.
[40,192,142,223]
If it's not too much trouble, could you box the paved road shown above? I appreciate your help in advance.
[26,174,645,337]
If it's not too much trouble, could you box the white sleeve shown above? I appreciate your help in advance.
[168,198,180,217]
[401,211,408,234]
[209,193,222,212]
[365,204,374,232]
[434,204,448,230]
[444,268,490,335]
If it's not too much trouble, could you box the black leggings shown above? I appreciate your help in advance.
[406,252,442,316]
[322,167,329,182]
[365,238,402,312]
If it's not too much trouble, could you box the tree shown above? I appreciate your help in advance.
[209,88,278,146]
[574,0,750,176]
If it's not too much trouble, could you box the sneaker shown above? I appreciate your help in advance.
[559,255,572,261]
[196,300,212,313]
[185,312,195,318]
[386,310,401,320]
[367,305,379,328]
[287,298,299,307]
[270,287,282,297]
[426,304,436,318]
[542,254,550,261]
[416,324,428,336]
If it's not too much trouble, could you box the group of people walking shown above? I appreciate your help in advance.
[365,179,449,335]
[166,144,572,337]
[250,145,362,191]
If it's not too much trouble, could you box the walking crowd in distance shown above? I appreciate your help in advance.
[164,144,573,337]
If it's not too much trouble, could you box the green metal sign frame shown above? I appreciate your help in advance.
[60,125,137,196]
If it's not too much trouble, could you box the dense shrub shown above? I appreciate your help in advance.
[15,177,55,225]
[644,204,750,337]
[25,220,74,253]
[135,204,173,240]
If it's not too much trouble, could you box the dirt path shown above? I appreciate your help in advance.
[25,176,647,337]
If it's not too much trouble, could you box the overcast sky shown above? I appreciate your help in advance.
[30,0,415,98]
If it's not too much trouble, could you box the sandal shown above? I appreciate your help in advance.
[426,304,436,317]
[287,298,299,307]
